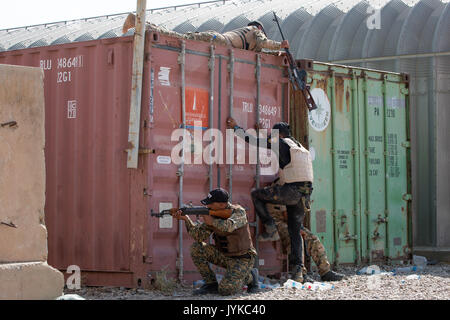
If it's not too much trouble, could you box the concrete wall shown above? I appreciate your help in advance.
[0,64,63,300]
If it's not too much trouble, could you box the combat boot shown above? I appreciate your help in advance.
[302,273,315,284]
[257,223,280,242]
[247,268,260,293]
[291,265,304,283]
[321,270,346,282]
[193,282,219,295]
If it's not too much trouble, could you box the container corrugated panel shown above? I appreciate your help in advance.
[291,60,411,264]
[0,37,136,285]
[0,31,287,286]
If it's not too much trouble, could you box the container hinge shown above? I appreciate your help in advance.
[402,193,412,201]
[351,149,356,156]
[176,170,184,177]
[143,188,152,197]
[139,148,155,154]
[363,150,369,156]
[401,88,409,95]
[330,148,336,154]
[364,210,370,216]
[401,141,411,148]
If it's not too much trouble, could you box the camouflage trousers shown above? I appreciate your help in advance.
[267,203,331,276]
[184,31,230,46]
[190,241,255,296]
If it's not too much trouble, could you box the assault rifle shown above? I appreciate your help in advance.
[151,206,232,219]
[273,12,317,112]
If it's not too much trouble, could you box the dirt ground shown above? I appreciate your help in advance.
[62,263,450,300]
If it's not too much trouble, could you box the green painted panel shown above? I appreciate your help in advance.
[384,78,409,260]
[291,61,411,266]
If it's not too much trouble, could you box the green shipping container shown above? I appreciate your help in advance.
[290,60,411,266]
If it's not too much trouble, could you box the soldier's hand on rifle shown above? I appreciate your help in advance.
[281,40,289,49]
[226,117,237,129]
[172,209,187,221]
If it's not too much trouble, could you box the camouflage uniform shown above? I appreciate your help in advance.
[267,203,331,277]
[184,31,230,47]
[146,23,187,40]
[122,13,187,39]
[123,13,281,52]
[185,204,257,296]
[185,26,281,52]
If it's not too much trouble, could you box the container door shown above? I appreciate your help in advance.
[143,41,214,280]
[358,71,410,263]
[217,51,286,274]
[293,70,336,265]
[292,63,410,267]
[304,70,360,265]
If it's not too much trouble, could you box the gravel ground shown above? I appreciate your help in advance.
[63,263,450,300]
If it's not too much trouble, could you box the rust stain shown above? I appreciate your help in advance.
[346,87,350,113]
[335,77,344,113]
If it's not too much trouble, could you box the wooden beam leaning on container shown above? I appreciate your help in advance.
[172,188,260,296]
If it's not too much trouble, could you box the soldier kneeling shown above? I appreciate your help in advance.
[173,188,259,296]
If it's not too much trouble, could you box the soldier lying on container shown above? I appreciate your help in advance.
[122,12,186,39]
[266,196,345,282]
[184,20,289,53]
[172,188,260,296]
[227,119,311,283]
[122,13,288,53]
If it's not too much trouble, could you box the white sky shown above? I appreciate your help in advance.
[0,0,215,30]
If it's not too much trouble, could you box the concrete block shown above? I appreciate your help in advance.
[0,64,47,262]
[0,262,64,300]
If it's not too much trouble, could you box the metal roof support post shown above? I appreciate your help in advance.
[127,0,147,168]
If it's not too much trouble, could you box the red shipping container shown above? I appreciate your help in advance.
[0,31,289,288]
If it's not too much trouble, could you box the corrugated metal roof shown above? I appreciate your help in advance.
[1,0,448,61]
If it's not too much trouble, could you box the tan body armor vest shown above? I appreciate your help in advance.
[210,224,254,257]
[278,137,314,184]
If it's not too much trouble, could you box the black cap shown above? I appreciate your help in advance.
[272,122,291,136]
[201,188,229,205]
[248,20,267,36]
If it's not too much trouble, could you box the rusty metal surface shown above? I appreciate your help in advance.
[0,31,288,286]
[1,37,135,280]
[144,35,286,281]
